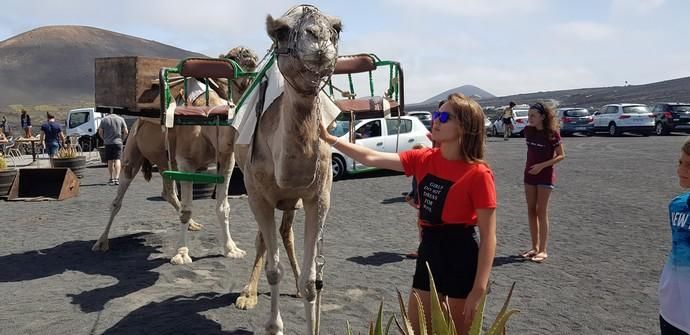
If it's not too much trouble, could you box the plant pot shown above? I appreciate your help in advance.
[0,168,17,198]
[176,182,216,200]
[97,146,107,164]
[52,156,87,178]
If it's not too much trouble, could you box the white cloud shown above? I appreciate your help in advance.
[551,22,618,41]
[385,0,547,17]
[611,0,665,15]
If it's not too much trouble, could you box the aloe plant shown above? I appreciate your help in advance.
[347,262,519,335]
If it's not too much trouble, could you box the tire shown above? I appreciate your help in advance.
[332,155,346,180]
[586,131,594,137]
[655,122,668,136]
[608,123,619,136]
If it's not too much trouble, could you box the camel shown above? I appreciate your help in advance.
[234,5,341,334]
[91,47,253,257]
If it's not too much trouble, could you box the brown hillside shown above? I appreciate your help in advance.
[0,25,204,108]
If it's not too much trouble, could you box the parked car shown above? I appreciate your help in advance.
[592,104,654,136]
[489,108,529,137]
[484,116,492,134]
[407,111,432,131]
[556,108,594,136]
[329,116,432,179]
[651,102,690,135]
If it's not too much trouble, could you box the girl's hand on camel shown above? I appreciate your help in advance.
[318,122,333,142]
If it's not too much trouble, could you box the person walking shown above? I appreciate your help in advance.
[502,101,516,140]
[98,112,128,185]
[39,112,66,166]
[20,109,32,138]
[519,102,566,263]
[658,138,690,335]
[320,93,496,334]
[1,115,7,134]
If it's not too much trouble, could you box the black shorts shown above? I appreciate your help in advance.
[502,118,513,125]
[104,144,122,161]
[412,224,478,299]
[660,315,688,335]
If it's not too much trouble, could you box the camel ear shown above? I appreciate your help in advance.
[328,16,342,34]
[266,15,290,42]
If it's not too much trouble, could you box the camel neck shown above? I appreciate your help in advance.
[279,85,321,155]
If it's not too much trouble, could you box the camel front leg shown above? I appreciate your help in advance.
[280,209,301,297]
[170,160,194,265]
[235,232,266,310]
[161,176,203,231]
[248,196,283,335]
[300,196,331,335]
[215,154,245,258]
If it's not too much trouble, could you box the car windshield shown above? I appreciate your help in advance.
[670,105,690,113]
[622,105,650,114]
[514,110,528,117]
[329,120,364,137]
[563,109,590,117]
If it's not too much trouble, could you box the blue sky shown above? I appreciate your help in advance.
[2,0,689,102]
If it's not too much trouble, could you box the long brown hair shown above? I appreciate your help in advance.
[530,102,559,139]
[445,93,486,164]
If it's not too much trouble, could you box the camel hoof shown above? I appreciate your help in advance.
[92,239,109,252]
[224,246,246,259]
[188,222,204,231]
[235,293,258,310]
[264,323,283,335]
[170,247,193,265]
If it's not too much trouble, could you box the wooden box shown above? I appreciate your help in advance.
[95,56,181,113]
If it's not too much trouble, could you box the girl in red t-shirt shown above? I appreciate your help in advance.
[520,102,566,263]
[319,93,496,334]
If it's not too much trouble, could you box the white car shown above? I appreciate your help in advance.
[330,116,432,179]
[592,104,655,136]
[489,109,529,137]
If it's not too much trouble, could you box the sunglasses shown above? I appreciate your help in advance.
[432,111,454,123]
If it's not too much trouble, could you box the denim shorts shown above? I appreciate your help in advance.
[525,182,555,189]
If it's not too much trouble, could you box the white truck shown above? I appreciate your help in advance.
[65,108,136,151]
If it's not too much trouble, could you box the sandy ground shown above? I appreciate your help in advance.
[0,133,685,334]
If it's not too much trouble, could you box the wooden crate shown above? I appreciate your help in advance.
[95,56,181,113]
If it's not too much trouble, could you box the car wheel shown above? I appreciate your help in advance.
[332,155,346,180]
[655,122,668,136]
[608,123,619,136]
[586,131,594,137]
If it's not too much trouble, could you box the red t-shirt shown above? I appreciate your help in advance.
[523,126,562,185]
[399,148,496,227]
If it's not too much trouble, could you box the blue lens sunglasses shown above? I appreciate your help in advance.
[432,111,453,123]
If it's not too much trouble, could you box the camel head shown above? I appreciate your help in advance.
[267,5,342,95]
[222,46,259,93]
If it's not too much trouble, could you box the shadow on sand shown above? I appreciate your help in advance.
[101,292,254,335]
[347,251,406,266]
[492,255,529,267]
[0,232,166,313]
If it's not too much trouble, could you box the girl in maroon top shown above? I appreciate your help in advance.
[520,102,566,263]
[319,93,496,334]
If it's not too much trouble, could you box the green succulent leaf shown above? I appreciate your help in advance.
[426,262,452,334]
